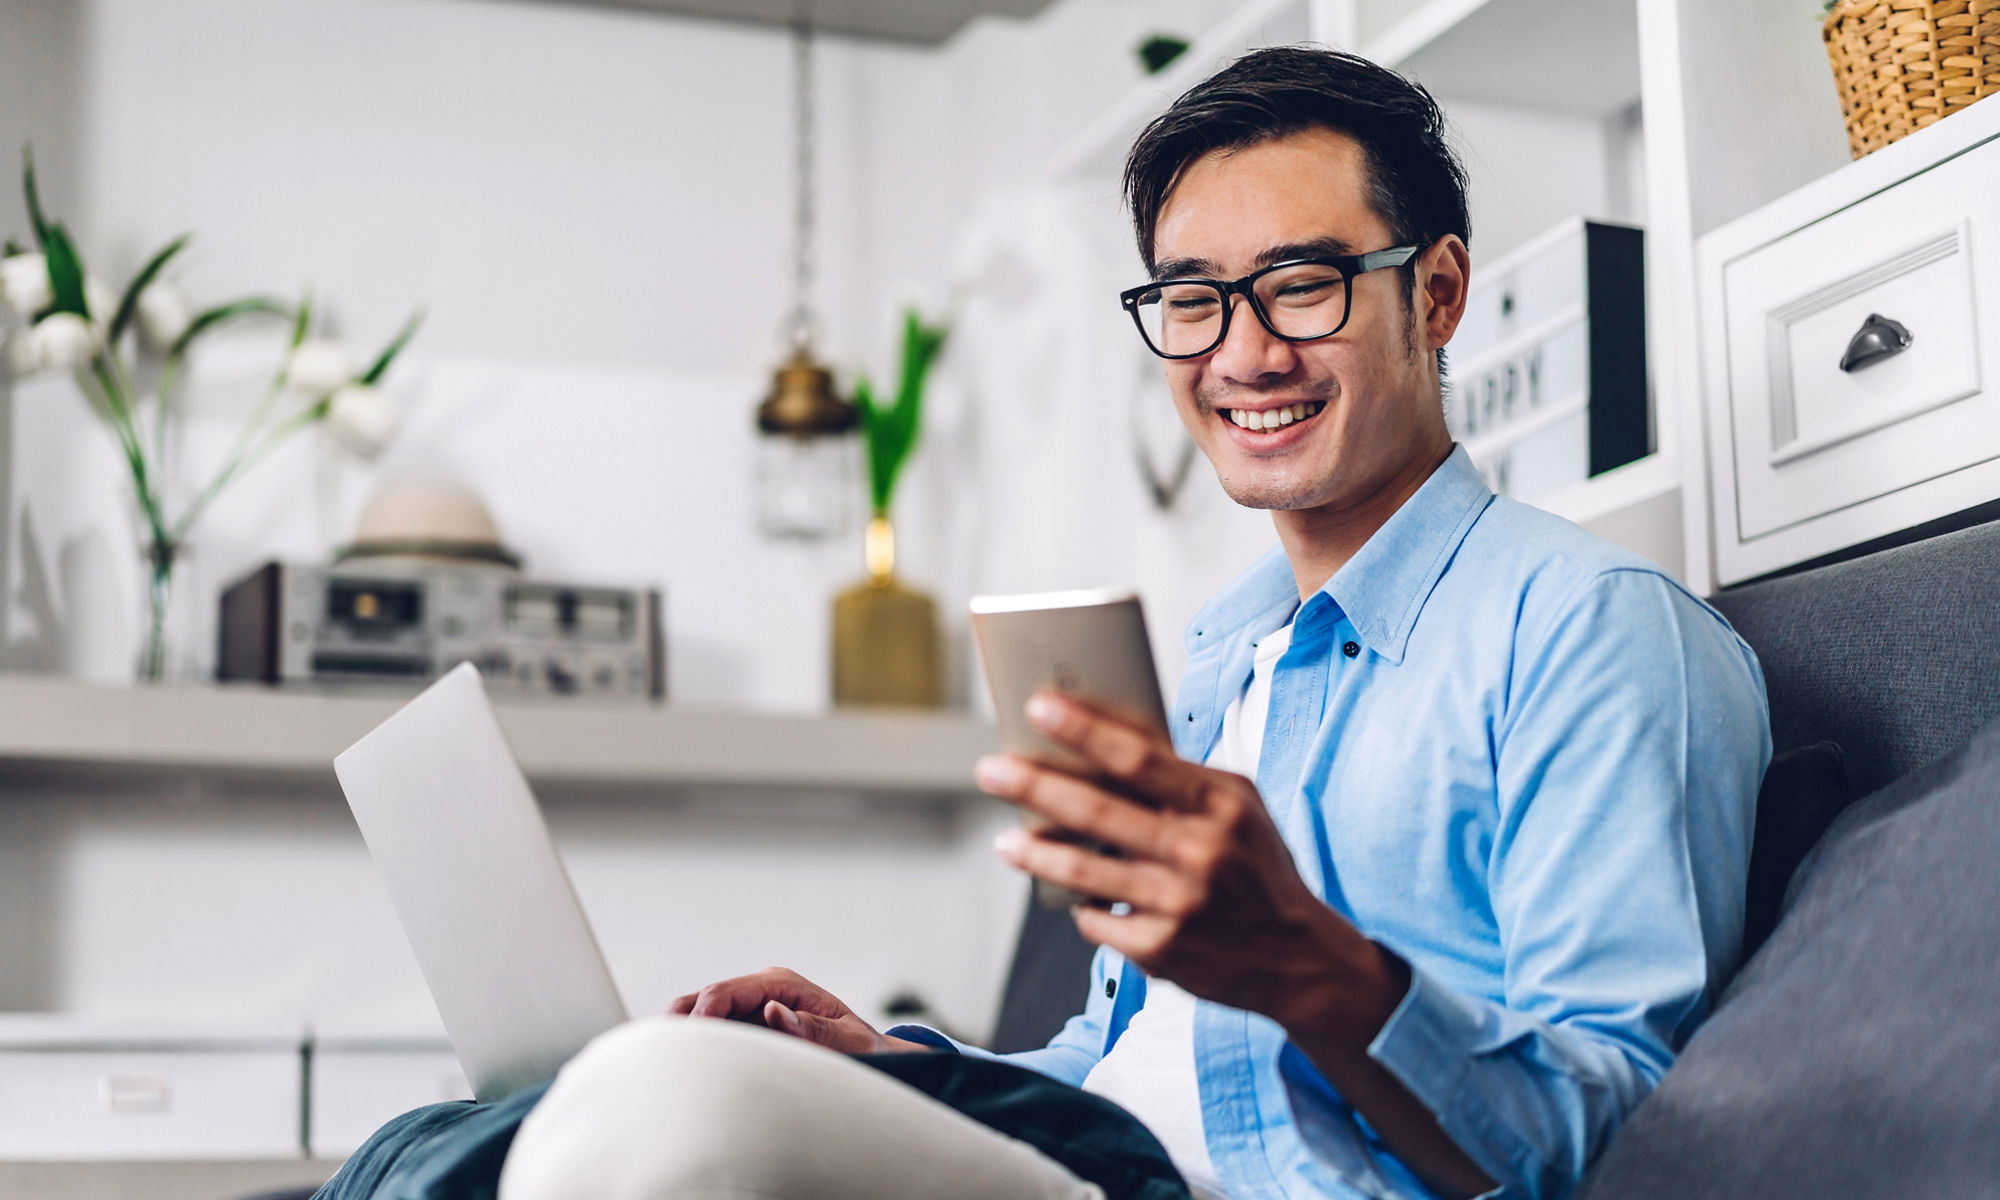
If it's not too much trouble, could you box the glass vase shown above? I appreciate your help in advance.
[136,535,186,685]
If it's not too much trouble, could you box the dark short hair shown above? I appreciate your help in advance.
[1123,46,1471,276]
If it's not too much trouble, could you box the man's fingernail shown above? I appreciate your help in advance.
[1026,692,1062,728]
[772,1003,802,1033]
[976,755,1024,791]
[993,828,1027,859]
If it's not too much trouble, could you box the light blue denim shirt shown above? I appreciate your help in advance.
[902,447,1770,1200]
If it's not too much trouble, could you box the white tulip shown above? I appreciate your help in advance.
[288,338,355,395]
[2,328,37,377]
[325,382,397,457]
[26,312,99,372]
[0,253,53,318]
[85,277,117,325]
[135,282,195,352]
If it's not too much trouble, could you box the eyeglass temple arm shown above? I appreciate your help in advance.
[1356,245,1421,272]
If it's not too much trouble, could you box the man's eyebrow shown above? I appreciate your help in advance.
[1151,254,1222,280]
[1151,237,1360,281]
[1254,237,1357,266]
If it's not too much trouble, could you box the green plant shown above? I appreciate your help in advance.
[854,307,948,521]
[1,145,423,679]
[1137,34,1191,75]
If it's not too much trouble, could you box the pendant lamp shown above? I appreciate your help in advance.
[754,17,857,540]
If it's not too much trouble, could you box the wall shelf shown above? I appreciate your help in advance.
[1534,451,1679,528]
[0,676,997,805]
[1364,0,1642,117]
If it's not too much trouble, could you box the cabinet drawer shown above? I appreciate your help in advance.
[0,1049,301,1159]
[309,1045,470,1157]
[1718,137,2000,549]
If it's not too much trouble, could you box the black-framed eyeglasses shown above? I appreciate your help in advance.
[1119,245,1420,360]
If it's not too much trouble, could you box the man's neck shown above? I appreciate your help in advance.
[1272,440,1456,603]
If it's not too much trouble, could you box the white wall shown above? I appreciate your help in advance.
[63,0,870,377]
[0,0,1650,1048]
[0,0,1270,1044]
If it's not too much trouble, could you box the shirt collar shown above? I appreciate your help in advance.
[1184,445,1493,665]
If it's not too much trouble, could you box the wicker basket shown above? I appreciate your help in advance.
[1824,0,2000,158]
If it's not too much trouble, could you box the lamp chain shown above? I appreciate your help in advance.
[788,16,817,353]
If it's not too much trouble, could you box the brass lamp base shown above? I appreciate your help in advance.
[831,518,940,708]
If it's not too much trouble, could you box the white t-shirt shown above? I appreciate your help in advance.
[1080,622,1294,1200]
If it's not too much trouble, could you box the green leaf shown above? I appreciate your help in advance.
[357,308,425,385]
[168,295,291,358]
[21,145,51,248]
[859,306,950,518]
[41,223,89,318]
[109,234,190,346]
[2,238,22,259]
[288,290,313,351]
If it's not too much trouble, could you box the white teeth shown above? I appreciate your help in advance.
[1225,402,1325,430]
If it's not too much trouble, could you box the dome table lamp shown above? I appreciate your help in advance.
[754,17,857,541]
[831,308,948,708]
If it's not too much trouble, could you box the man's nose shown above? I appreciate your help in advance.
[1208,294,1298,383]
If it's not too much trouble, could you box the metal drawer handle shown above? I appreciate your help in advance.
[1840,313,1913,372]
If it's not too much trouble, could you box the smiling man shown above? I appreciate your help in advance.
[497,47,1770,1200]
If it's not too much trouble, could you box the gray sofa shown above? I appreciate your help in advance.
[996,515,2000,1197]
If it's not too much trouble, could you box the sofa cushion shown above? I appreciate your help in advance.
[1574,713,2000,1200]
[1741,741,1849,962]
[1706,516,2000,798]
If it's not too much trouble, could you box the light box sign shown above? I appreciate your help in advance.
[1446,218,1651,503]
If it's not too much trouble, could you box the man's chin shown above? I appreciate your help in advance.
[1216,476,1332,512]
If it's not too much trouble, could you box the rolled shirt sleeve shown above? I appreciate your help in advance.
[1342,569,1767,1198]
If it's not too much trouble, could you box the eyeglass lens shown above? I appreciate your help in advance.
[1132,263,1351,357]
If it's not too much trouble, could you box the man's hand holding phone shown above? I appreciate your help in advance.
[974,690,1396,1025]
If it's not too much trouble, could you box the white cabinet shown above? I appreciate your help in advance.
[1700,96,2000,585]
[310,1038,471,1157]
[0,1020,302,1160]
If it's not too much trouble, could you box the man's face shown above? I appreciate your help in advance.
[1149,127,1457,514]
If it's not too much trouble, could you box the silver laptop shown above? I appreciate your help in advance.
[334,662,629,1102]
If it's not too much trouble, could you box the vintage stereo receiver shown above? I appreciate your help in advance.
[217,561,664,701]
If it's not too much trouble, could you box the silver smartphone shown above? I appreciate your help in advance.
[969,587,1171,908]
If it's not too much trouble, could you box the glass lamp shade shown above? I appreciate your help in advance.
[756,432,857,540]
[754,346,859,541]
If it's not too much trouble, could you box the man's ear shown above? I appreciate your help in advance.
[1417,235,1471,352]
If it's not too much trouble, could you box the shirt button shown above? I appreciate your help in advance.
[1343,641,1360,659]
[1104,978,1117,999]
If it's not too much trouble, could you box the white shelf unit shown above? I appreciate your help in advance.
[1369,0,1674,563]
[0,677,997,806]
